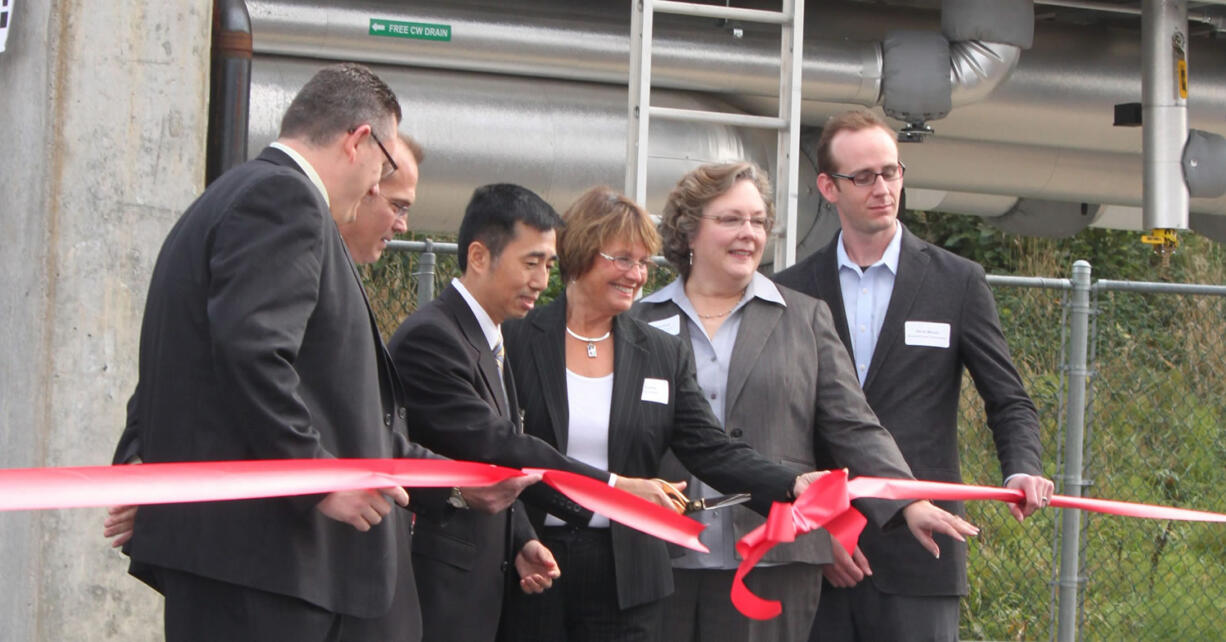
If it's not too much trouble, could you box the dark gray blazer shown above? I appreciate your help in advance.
[774,226,1042,596]
[633,281,913,566]
[388,284,613,641]
[115,147,432,624]
[502,294,799,610]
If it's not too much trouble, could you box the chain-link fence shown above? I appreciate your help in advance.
[361,248,1226,641]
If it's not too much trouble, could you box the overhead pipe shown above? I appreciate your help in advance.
[206,0,253,185]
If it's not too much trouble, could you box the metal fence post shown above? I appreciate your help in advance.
[415,239,437,305]
[1057,260,1092,642]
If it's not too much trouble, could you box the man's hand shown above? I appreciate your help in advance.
[316,487,410,532]
[103,505,138,548]
[515,539,561,594]
[821,538,872,588]
[901,500,979,559]
[1005,474,1056,522]
[614,477,687,513]
[818,536,868,585]
[458,473,543,514]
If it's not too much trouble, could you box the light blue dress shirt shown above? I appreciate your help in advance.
[836,221,902,386]
[640,272,786,569]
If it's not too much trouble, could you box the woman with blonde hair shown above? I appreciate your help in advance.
[500,184,823,641]
[635,161,975,642]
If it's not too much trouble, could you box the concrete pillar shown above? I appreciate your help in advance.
[0,1,211,638]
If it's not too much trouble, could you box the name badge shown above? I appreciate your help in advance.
[648,315,681,335]
[904,321,951,348]
[641,378,670,404]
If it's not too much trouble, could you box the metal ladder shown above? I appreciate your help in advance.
[626,0,804,269]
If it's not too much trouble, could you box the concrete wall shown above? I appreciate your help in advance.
[0,1,211,638]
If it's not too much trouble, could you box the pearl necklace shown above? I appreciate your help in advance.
[565,326,612,358]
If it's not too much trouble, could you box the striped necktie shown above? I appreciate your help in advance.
[493,336,506,378]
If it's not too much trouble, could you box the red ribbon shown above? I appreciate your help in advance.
[0,459,707,552]
[730,471,1226,620]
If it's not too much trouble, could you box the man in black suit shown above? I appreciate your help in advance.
[115,64,433,641]
[388,184,683,641]
[774,110,1055,642]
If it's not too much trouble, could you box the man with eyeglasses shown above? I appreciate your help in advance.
[775,110,1053,642]
[338,133,422,263]
[111,63,441,641]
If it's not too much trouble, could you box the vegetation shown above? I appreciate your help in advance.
[902,211,1226,641]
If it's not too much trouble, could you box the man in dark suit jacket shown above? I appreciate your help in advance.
[774,110,1055,642]
[388,184,683,641]
[114,64,437,641]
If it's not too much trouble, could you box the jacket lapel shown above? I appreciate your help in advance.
[531,297,572,450]
[814,238,854,355]
[725,298,783,412]
[863,227,930,391]
[607,314,647,471]
[441,286,509,417]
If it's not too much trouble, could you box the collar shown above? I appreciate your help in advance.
[270,141,330,208]
[451,278,501,351]
[836,220,902,275]
[641,271,785,309]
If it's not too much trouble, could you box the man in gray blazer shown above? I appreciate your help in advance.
[774,110,1055,642]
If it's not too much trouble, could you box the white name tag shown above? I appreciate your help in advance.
[641,378,670,404]
[904,321,951,348]
[648,315,681,335]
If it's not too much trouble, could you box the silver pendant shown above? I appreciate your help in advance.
[586,342,598,358]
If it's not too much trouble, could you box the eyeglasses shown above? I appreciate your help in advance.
[369,130,399,180]
[827,162,905,187]
[376,193,412,220]
[700,214,773,231]
[599,252,654,273]
[351,126,399,180]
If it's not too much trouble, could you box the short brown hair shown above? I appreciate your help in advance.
[816,110,895,175]
[400,133,425,164]
[558,186,660,282]
[279,63,401,146]
[660,162,773,281]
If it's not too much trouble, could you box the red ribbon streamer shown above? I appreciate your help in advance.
[730,472,1226,620]
[0,459,708,552]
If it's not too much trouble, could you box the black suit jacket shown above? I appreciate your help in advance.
[388,284,612,641]
[502,295,798,609]
[774,225,1042,596]
[115,147,434,625]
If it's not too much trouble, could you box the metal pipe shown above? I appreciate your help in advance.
[1035,0,1222,29]
[1094,279,1226,295]
[653,0,791,24]
[206,0,252,185]
[1056,259,1092,642]
[1142,0,1190,232]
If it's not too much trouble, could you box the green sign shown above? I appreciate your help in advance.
[369,19,452,42]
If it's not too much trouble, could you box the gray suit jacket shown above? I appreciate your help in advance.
[503,294,799,609]
[774,226,1042,596]
[633,280,913,566]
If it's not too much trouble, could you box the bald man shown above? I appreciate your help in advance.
[338,134,422,263]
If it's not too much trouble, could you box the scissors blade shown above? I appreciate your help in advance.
[687,493,752,513]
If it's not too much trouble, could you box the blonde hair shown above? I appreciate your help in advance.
[558,186,660,282]
[660,161,773,280]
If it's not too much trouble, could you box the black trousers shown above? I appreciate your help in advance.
[155,566,420,642]
[500,526,662,642]
[809,578,959,642]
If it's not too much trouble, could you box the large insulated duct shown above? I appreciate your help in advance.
[243,0,1226,229]
[247,57,778,233]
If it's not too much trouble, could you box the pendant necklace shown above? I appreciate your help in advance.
[566,326,612,358]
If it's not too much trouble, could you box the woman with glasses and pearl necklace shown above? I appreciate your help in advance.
[499,185,826,641]
[634,161,975,642]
